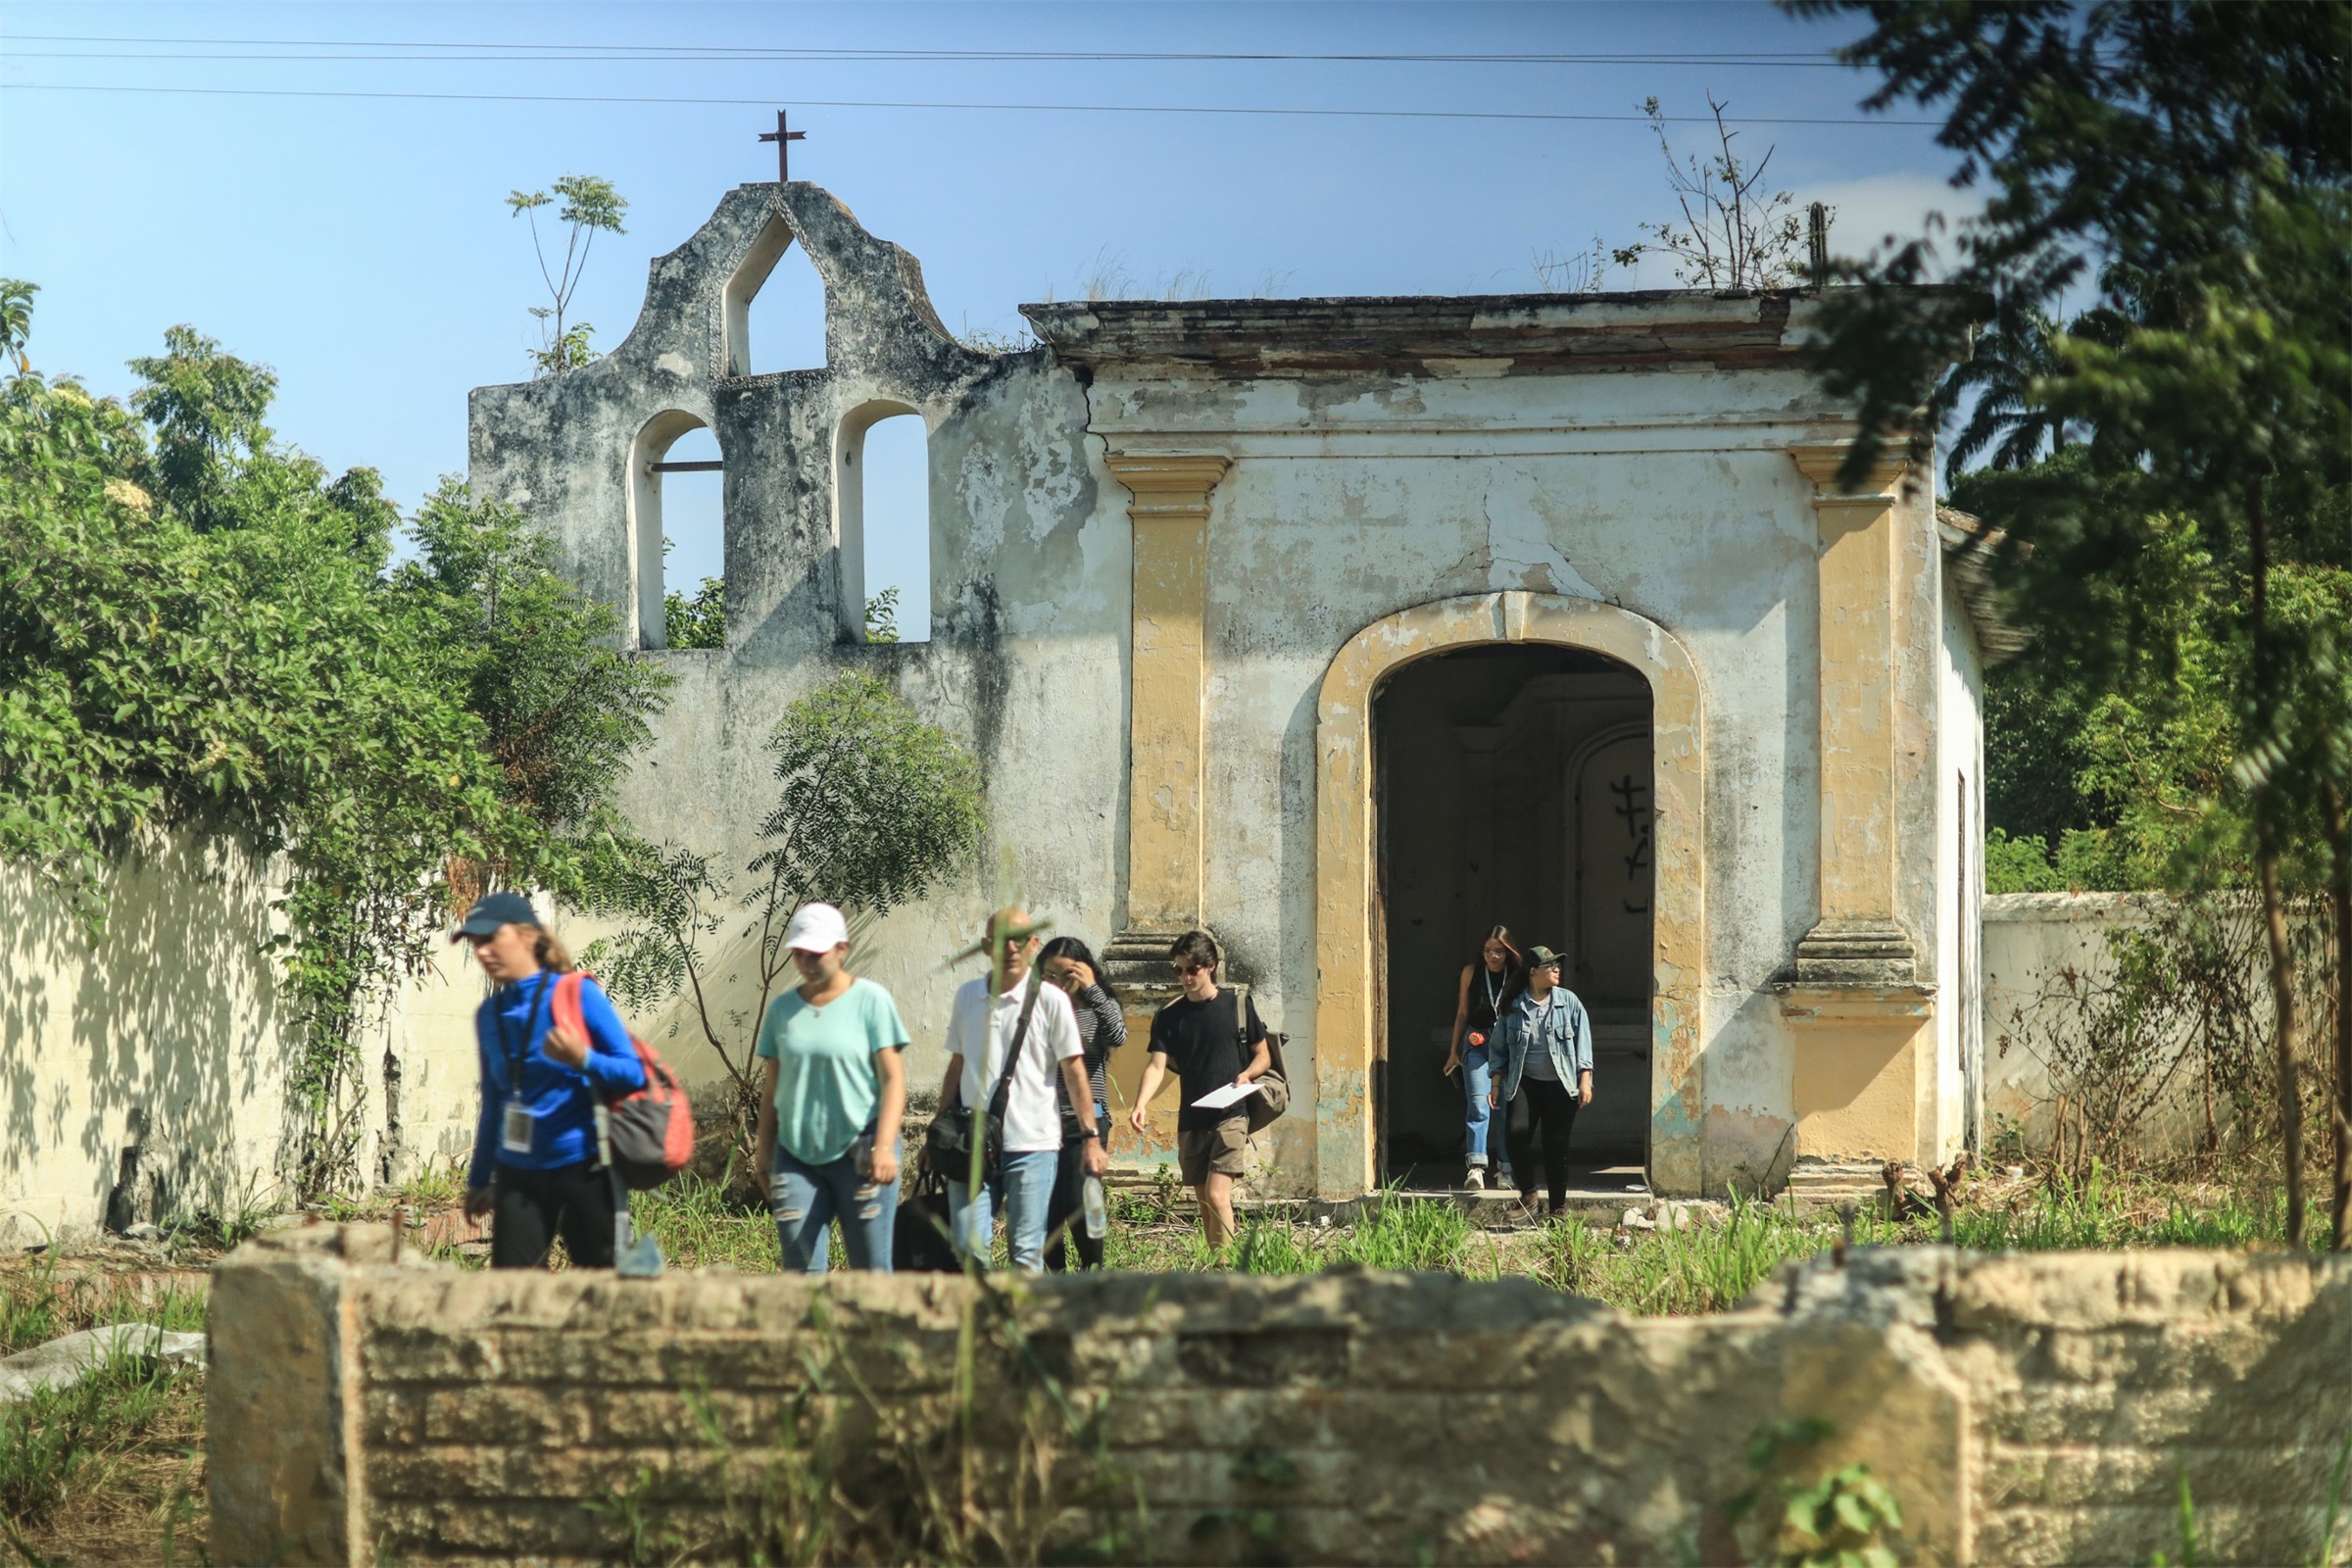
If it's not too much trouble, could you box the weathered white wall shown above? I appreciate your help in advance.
[1980,891,2164,1152]
[0,833,487,1243]
[1936,575,1989,1159]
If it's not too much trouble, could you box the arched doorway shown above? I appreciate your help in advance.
[1313,591,1706,1200]
[1374,645,1654,1189]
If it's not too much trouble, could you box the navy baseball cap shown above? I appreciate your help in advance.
[452,890,539,942]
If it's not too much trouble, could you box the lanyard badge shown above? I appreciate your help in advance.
[495,974,555,1156]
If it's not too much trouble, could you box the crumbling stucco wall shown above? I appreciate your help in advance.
[1977,891,2239,1157]
[209,1232,2350,1566]
[466,183,1126,1101]
[0,834,485,1243]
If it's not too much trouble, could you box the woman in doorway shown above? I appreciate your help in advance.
[752,903,910,1273]
[1489,944,1594,1219]
[457,892,647,1269]
[1039,936,1125,1271]
[1443,926,1524,1191]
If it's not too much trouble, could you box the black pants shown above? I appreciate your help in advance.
[492,1160,617,1269]
[1506,1079,1580,1210]
[1043,1131,1105,1272]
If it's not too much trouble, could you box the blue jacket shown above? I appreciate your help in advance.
[1493,985,1594,1104]
[468,972,645,1189]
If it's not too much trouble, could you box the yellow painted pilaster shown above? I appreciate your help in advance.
[1788,443,1913,972]
[1783,444,1935,1169]
[1105,454,1229,935]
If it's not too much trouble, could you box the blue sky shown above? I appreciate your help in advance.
[1,3,1979,626]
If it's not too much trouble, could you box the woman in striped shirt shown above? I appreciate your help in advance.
[1040,936,1127,1270]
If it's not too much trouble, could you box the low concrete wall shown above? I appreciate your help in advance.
[209,1228,2350,1566]
[1982,892,2161,1152]
[0,834,484,1243]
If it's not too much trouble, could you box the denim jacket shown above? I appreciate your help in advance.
[1493,986,1594,1104]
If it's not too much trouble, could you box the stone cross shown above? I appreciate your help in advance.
[759,110,806,183]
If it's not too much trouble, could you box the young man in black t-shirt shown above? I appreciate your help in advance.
[1129,929,1269,1250]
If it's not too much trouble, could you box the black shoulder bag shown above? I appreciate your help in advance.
[924,969,1046,1184]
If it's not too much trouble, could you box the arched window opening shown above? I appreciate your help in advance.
[625,412,725,651]
[837,406,932,644]
[724,217,826,376]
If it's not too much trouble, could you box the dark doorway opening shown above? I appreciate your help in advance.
[1374,643,1655,1191]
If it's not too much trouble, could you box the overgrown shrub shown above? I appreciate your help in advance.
[1996,893,2338,1181]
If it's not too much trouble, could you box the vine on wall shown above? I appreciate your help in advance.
[0,290,670,1202]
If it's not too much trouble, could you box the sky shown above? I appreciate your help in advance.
[0,2,1984,630]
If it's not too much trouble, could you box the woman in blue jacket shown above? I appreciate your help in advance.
[456,892,646,1269]
[1487,944,1594,1219]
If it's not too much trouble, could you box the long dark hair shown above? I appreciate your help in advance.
[1040,935,1117,1005]
[1472,924,1524,999]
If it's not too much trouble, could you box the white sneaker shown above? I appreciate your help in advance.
[1464,1167,1487,1191]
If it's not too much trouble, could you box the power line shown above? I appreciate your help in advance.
[4,48,1867,68]
[3,32,1858,67]
[0,80,1936,128]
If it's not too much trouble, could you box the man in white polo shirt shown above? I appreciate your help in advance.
[939,907,1108,1271]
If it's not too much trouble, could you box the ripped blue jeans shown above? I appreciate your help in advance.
[770,1138,899,1274]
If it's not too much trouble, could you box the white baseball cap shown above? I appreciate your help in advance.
[784,902,850,953]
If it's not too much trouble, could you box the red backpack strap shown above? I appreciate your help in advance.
[552,970,588,1039]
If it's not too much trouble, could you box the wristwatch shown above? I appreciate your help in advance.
[1079,1126,1102,1140]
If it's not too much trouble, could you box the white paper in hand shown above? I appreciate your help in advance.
[1190,1081,1263,1111]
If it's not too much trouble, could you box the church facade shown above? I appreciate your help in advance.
[468,181,2004,1200]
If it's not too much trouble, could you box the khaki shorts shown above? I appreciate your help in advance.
[1178,1117,1250,1185]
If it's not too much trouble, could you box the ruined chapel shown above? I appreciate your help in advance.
[467,180,2012,1200]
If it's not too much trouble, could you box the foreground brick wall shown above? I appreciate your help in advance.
[208,1228,2348,1566]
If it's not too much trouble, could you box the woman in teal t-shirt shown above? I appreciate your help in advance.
[753,903,910,1272]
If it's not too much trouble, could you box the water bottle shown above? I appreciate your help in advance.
[1081,1174,1108,1239]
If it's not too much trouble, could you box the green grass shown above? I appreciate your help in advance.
[633,1173,784,1272]
[0,1246,209,1560]
[406,1160,2328,1324]
[1527,1196,1835,1314]
[1075,1168,2329,1317]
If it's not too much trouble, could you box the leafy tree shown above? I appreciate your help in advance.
[125,324,278,531]
[507,174,627,378]
[664,572,727,650]
[0,280,34,372]
[1611,95,1812,289]
[1984,828,2066,895]
[1792,0,2352,1245]
[588,671,985,1171]
[1944,306,2075,471]
[862,584,902,645]
[0,300,668,1197]
[397,478,671,849]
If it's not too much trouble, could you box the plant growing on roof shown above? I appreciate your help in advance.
[506,174,628,378]
[585,671,986,1171]
[1611,95,1815,290]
